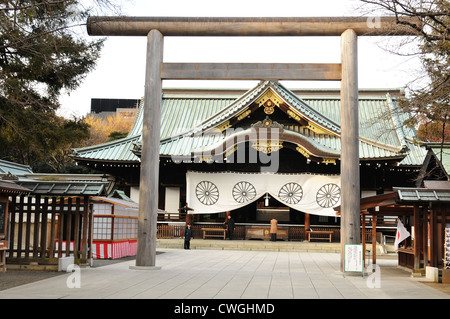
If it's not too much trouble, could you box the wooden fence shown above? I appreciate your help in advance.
[7,195,92,266]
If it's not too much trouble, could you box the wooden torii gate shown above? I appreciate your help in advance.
[86,16,419,271]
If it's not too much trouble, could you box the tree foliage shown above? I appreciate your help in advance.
[418,120,450,141]
[0,0,116,172]
[82,112,135,146]
[360,0,450,142]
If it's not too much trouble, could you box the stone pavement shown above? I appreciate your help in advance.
[0,247,448,300]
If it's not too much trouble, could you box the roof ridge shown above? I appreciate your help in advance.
[385,93,408,151]
[72,135,140,154]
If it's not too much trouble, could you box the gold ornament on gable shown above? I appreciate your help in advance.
[215,121,231,132]
[263,100,275,115]
[235,109,251,121]
[251,141,283,154]
[296,145,311,158]
[255,89,284,108]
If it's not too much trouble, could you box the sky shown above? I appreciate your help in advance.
[57,0,424,118]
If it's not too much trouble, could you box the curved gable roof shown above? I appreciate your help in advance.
[176,80,341,138]
[72,81,426,166]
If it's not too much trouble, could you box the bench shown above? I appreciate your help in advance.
[245,227,289,241]
[201,228,227,240]
[306,231,333,243]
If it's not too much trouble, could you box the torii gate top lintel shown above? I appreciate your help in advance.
[87,16,420,37]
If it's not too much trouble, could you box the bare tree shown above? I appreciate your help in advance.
[359,0,449,181]
[359,0,449,127]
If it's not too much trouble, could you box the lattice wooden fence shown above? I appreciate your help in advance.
[7,195,92,266]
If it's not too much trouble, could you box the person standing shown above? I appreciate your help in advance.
[184,223,193,249]
[270,218,278,242]
[224,215,235,240]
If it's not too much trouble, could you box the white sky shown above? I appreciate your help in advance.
[58,0,424,118]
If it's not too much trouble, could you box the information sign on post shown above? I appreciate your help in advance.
[344,244,363,273]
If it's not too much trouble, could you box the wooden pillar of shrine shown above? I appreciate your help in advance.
[413,205,422,272]
[304,213,310,231]
[372,215,377,265]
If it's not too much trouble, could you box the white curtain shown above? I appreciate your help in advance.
[186,171,341,217]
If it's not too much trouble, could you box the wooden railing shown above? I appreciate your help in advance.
[7,195,92,266]
[157,223,341,242]
[156,222,395,245]
[157,224,184,238]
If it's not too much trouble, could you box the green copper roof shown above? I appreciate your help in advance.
[15,181,109,196]
[0,159,33,176]
[72,80,426,166]
[427,143,450,176]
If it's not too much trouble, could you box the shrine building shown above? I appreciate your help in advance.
[71,80,430,234]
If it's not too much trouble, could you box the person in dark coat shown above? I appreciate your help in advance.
[184,223,193,249]
[224,215,235,240]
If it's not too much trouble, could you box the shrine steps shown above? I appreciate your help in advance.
[157,238,341,253]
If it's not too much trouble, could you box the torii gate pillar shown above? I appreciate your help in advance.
[340,29,360,272]
[131,30,164,269]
